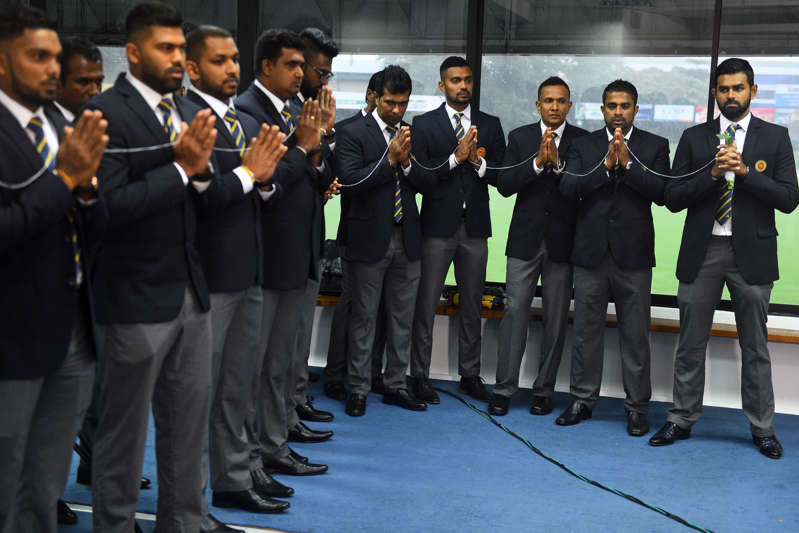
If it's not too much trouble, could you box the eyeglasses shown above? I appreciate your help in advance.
[308,64,335,81]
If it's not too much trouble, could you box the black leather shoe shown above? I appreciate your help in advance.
[459,376,490,402]
[648,422,691,446]
[383,389,427,411]
[251,468,294,498]
[371,374,386,395]
[345,393,367,416]
[324,380,347,401]
[57,499,77,525]
[296,398,334,422]
[200,513,245,533]
[288,446,308,464]
[288,421,333,443]
[488,393,510,416]
[530,396,553,415]
[555,399,592,426]
[753,435,783,459]
[212,489,289,513]
[410,376,440,404]
[263,453,328,476]
[626,411,650,436]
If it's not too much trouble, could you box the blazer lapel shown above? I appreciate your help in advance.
[116,74,170,142]
[742,115,762,162]
[0,103,42,177]
[186,90,237,148]
[436,104,458,148]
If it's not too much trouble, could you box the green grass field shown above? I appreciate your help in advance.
[324,183,799,305]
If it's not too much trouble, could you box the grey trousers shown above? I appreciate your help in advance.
[410,220,488,379]
[92,289,212,533]
[323,256,386,385]
[667,236,775,436]
[494,243,572,398]
[569,254,652,414]
[0,312,94,533]
[289,272,321,428]
[348,226,420,395]
[200,285,263,518]
[258,284,306,460]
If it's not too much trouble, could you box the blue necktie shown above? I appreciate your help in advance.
[157,98,177,141]
[716,124,740,225]
[281,104,295,133]
[454,112,465,141]
[386,125,403,222]
[224,107,246,156]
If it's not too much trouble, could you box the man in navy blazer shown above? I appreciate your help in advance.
[489,77,589,417]
[558,80,670,436]
[0,5,107,532]
[82,4,226,531]
[235,28,332,478]
[409,56,505,405]
[650,58,799,459]
[335,65,436,416]
[185,25,293,524]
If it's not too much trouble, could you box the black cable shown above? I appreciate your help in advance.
[435,388,714,533]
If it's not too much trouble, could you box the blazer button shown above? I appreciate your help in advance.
[609,218,615,223]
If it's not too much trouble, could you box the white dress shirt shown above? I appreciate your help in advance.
[445,103,487,177]
[713,112,751,236]
[533,119,567,175]
[0,87,60,158]
[371,109,411,176]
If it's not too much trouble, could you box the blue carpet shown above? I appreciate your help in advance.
[61,373,799,533]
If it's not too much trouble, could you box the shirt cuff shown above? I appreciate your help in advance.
[533,158,544,175]
[173,162,189,186]
[625,160,633,170]
[76,196,98,206]
[475,157,487,178]
[315,160,326,174]
[449,153,458,170]
[258,183,277,201]
[401,160,412,176]
[192,180,211,193]
[234,166,254,194]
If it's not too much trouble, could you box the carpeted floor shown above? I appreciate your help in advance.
[60,373,799,533]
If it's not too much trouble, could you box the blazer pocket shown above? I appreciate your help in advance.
[757,226,778,238]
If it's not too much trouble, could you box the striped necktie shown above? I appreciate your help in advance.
[281,103,295,133]
[157,98,177,141]
[224,107,246,156]
[386,125,403,222]
[716,123,740,225]
[28,116,82,285]
[454,112,465,141]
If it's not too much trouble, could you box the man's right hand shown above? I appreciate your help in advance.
[536,127,552,168]
[243,124,287,183]
[455,126,477,164]
[295,99,323,154]
[174,109,217,177]
[55,110,109,189]
[388,126,411,167]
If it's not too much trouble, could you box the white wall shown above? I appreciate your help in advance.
[308,304,799,416]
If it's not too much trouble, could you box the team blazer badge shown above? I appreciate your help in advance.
[476,147,487,158]
[755,160,767,173]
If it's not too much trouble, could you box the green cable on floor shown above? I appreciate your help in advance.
[435,388,714,533]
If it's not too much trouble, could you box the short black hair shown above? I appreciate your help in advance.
[537,76,570,100]
[59,36,102,83]
[253,28,304,74]
[299,27,338,59]
[602,79,638,105]
[439,56,470,75]
[367,70,382,92]
[715,57,755,87]
[186,25,233,62]
[0,2,54,44]
[377,65,411,96]
[125,2,183,41]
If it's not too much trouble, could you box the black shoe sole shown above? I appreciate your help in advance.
[212,499,289,514]
[649,433,690,446]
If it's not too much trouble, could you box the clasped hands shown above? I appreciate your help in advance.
[387,126,412,168]
[711,142,747,179]
[604,128,631,170]
[454,126,481,166]
[535,127,559,169]
[55,110,109,191]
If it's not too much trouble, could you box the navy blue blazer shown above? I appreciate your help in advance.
[186,90,263,293]
[334,112,435,263]
[411,103,506,239]
[560,127,670,269]
[498,121,589,262]
[235,82,332,289]
[665,116,799,285]
[0,102,98,378]
[84,73,217,323]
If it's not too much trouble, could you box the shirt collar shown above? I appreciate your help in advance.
[445,102,471,122]
[720,111,751,133]
[360,107,368,117]
[253,79,291,114]
[371,108,399,133]
[54,101,75,123]
[606,125,634,141]
[126,72,173,113]
[540,120,566,139]
[296,92,306,104]
[0,87,43,130]
[189,86,233,119]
